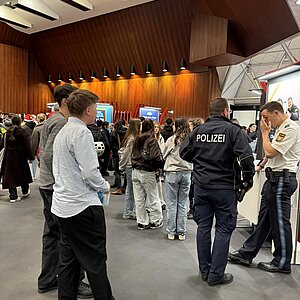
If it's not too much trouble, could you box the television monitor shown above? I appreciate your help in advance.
[139,107,160,122]
[96,103,113,123]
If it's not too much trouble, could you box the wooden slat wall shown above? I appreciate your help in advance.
[0,22,29,49]
[53,68,220,120]
[0,44,28,113]
[28,52,54,113]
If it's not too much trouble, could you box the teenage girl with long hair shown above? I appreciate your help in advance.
[153,121,166,209]
[163,117,193,240]
[119,118,141,219]
[131,119,164,230]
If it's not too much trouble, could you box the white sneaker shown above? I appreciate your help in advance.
[167,233,175,240]
[178,234,186,241]
[22,189,30,198]
[10,197,21,203]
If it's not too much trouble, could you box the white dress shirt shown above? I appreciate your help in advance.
[51,117,110,218]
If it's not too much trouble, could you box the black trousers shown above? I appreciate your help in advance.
[38,189,84,290]
[57,206,112,300]
[239,177,297,268]
[100,154,110,176]
[9,184,29,200]
[193,185,237,281]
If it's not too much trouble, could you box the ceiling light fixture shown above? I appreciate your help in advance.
[0,5,32,29]
[58,73,62,82]
[116,65,122,77]
[12,0,59,21]
[145,62,152,74]
[90,69,96,79]
[103,68,109,78]
[60,0,93,12]
[130,64,136,76]
[68,72,73,81]
[283,54,289,61]
[79,70,84,80]
[249,89,264,95]
[162,59,168,72]
[47,74,52,83]
[180,57,187,70]
[257,64,300,81]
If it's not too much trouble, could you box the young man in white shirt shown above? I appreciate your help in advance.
[52,89,113,300]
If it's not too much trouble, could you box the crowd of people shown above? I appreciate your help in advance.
[0,84,299,298]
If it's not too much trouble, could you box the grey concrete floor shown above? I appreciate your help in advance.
[0,177,299,300]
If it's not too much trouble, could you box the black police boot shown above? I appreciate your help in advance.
[207,273,233,286]
[228,250,252,266]
[258,262,291,274]
[78,281,93,299]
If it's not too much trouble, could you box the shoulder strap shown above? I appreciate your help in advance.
[117,133,121,148]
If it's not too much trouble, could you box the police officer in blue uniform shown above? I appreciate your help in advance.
[229,101,300,274]
[180,98,255,286]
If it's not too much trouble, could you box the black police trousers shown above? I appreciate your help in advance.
[38,189,84,290]
[57,206,113,300]
[239,177,297,269]
[193,185,237,281]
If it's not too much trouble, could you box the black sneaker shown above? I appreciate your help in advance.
[207,273,233,286]
[78,281,93,298]
[138,223,150,230]
[150,220,163,229]
[228,250,252,266]
[161,204,166,210]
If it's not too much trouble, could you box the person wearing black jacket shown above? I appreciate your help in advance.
[161,118,174,142]
[87,121,107,171]
[287,97,299,121]
[180,97,255,286]
[131,119,164,230]
[100,121,111,176]
[110,120,127,194]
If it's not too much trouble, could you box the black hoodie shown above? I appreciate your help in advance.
[111,126,127,158]
[161,124,173,142]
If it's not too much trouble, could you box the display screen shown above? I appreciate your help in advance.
[139,107,160,121]
[267,72,300,121]
[96,104,113,123]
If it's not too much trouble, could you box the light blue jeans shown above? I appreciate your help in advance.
[132,169,163,225]
[165,171,191,235]
[123,168,135,219]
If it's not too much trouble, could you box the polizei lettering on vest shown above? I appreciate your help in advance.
[196,134,226,143]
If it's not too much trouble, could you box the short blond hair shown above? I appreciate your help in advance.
[37,113,46,123]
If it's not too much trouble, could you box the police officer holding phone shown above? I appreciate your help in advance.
[229,101,300,274]
[180,97,255,286]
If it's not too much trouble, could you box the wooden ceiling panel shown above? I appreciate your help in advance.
[31,0,195,82]
[1,0,300,75]
[194,0,300,57]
